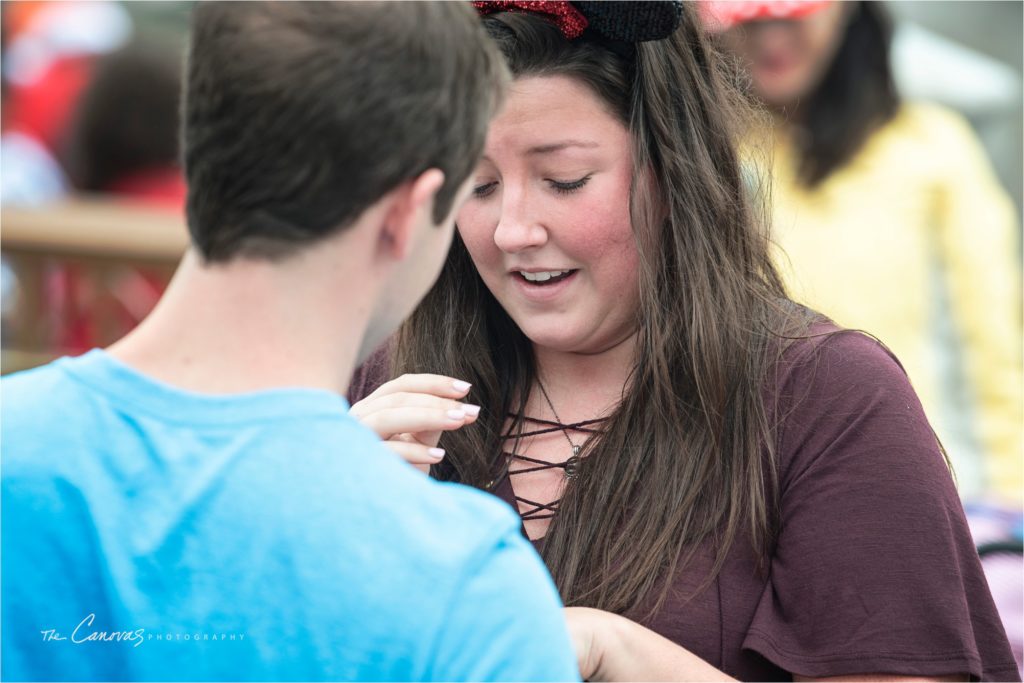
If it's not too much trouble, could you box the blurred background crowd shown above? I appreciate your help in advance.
[0,0,1021,669]
[2,0,189,373]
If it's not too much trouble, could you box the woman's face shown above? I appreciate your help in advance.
[719,2,850,108]
[456,75,640,355]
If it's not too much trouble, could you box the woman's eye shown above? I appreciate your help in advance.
[548,175,592,195]
[473,181,498,198]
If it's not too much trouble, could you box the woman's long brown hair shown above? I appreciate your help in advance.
[395,4,815,618]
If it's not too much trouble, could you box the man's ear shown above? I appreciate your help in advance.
[379,168,445,260]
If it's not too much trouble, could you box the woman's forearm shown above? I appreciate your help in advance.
[579,608,737,682]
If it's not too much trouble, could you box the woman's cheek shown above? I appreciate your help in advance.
[456,208,500,270]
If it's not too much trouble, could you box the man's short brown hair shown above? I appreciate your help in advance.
[183,1,505,261]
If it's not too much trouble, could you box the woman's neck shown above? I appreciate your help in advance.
[530,331,638,422]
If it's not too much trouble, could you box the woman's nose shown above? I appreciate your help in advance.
[493,190,548,254]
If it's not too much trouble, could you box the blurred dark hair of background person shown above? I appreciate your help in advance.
[718,1,899,187]
[60,40,185,210]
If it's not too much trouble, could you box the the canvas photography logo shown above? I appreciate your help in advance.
[39,612,246,648]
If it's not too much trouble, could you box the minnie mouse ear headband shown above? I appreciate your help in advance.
[471,1,684,45]
[698,1,831,33]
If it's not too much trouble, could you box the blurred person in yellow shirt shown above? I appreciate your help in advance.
[706,0,1022,504]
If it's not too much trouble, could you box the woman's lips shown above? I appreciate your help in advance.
[510,269,579,302]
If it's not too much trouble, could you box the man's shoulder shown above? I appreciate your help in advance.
[285,420,525,568]
[238,420,536,644]
[179,404,524,583]
[2,358,76,399]
[1,357,530,594]
[2,358,87,439]
[389,474,526,564]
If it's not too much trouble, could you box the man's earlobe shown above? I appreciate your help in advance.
[380,169,446,260]
[409,168,446,223]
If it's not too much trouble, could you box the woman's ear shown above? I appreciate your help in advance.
[379,169,446,260]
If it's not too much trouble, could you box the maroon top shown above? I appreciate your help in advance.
[349,330,1020,681]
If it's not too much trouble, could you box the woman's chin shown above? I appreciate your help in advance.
[753,77,809,110]
[520,326,633,357]
[518,326,585,354]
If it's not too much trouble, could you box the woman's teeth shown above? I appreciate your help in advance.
[519,269,573,283]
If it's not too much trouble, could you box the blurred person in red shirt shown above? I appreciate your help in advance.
[61,42,186,211]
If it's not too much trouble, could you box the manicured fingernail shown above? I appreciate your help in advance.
[453,380,472,392]
[462,404,481,417]
[428,448,445,459]
[447,408,466,420]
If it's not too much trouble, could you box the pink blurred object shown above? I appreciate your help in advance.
[981,552,1023,678]
[966,503,1024,679]
[698,0,831,32]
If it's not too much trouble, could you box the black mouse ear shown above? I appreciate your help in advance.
[572,1,683,42]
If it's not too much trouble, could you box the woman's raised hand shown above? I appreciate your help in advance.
[349,374,479,472]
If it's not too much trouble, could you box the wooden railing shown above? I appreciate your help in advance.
[1,198,189,374]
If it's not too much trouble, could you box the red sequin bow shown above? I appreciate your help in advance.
[472,1,589,40]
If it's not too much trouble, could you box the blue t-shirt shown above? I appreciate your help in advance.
[1,351,580,682]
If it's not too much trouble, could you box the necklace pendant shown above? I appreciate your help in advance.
[564,454,580,480]
[572,444,581,457]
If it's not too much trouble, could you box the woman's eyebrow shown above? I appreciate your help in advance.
[479,139,601,164]
[526,140,600,155]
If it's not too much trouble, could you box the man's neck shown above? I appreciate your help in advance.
[107,248,372,396]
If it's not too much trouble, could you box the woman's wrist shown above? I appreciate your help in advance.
[592,609,736,682]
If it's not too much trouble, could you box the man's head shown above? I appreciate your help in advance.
[183,1,505,263]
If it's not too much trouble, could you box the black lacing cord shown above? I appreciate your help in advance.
[501,414,608,522]
[502,415,607,439]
